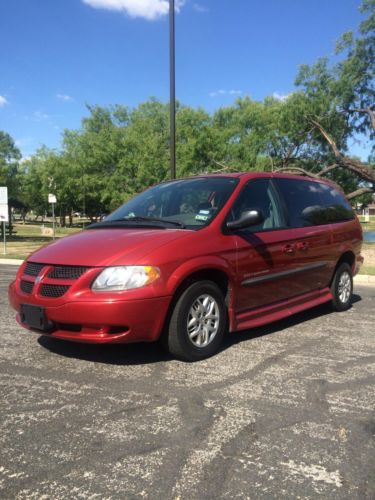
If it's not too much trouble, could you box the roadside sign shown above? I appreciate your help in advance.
[0,204,9,222]
[0,189,8,254]
[0,186,8,204]
[48,194,56,240]
[364,207,370,223]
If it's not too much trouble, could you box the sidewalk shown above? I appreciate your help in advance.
[353,273,375,285]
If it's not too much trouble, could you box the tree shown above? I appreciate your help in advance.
[19,152,49,220]
[291,0,375,198]
[0,130,21,235]
[18,0,374,213]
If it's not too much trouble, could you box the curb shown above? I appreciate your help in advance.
[0,259,24,265]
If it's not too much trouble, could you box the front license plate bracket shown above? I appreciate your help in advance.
[20,304,53,332]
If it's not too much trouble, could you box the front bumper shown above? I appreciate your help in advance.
[9,281,171,344]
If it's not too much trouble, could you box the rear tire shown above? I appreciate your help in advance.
[331,263,353,312]
[165,280,227,361]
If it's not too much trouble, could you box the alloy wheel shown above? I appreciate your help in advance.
[338,271,352,304]
[187,294,220,347]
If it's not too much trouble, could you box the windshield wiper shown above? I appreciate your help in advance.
[86,217,185,230]
[122,216,186,229]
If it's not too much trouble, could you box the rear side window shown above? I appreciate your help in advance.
[274,178,354,228]
[317,182,355,223]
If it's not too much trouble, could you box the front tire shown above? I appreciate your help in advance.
[165,281,227,361]
[331,263,353,312]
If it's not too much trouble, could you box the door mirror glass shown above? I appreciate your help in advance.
[226,209,264,230]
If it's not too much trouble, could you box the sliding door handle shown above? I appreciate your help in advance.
[297,241,309,252]
[282,244,295,255]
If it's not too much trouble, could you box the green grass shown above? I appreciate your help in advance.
[0,223,81,260]
[358,215,375,232]
[358,265,375,276]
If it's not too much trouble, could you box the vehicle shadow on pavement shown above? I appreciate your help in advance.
[37,293,362,365]
[220,292,361,353]
[37,335,173,365]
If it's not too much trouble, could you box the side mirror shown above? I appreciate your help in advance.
[226,209,264,230]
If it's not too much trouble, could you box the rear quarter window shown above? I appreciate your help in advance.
[274,178,354,228]
[317,182,355,223]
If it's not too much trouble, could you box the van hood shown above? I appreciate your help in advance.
[27,228,192,267]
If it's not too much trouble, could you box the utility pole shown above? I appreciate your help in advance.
[169,0,176,179]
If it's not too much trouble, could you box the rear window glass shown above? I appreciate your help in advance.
[274,178,354,228]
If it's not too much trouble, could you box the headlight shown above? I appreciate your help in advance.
[92,266,160,292]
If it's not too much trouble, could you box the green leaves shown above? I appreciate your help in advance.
[5,1,374,217]
[0,130,21,205]
[297,0,374,140]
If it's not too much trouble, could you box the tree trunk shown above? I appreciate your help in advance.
[59,205,66,227]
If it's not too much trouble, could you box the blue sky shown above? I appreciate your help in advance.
[0,0,371,159]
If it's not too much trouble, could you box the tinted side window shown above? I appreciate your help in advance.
[229,178,286,232]
[275,179,329,227]
[275,179,355,228]
[317,183,355,222]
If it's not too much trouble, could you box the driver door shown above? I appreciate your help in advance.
[228,178,303,314]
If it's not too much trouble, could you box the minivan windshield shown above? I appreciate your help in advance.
[102,177,239,230]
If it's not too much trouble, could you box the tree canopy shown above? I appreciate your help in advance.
[2,0,374,222]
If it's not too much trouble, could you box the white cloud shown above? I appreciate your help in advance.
[272,91,290,102]
[82,0,185,20]
[209,89,242,98]
[209,89,225,97]
[57,93,73,101]
[33,111,49,121]
[193,3,209,13]
[0,95,9,107]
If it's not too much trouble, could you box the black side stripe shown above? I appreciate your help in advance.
[241,262,327,286]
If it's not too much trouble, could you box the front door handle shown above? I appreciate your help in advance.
[282,244,295,255]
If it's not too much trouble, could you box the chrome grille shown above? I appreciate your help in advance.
[24,262,44,277]
[40,284,70,298]
[48,266,88,280]
[20,280,34,294]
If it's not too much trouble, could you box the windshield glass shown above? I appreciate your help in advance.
[105,177,239,229]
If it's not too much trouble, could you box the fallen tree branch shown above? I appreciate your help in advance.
[310,119,342,159]
[211,159,230,169]
[274,166,321,178]
[317,163,340,176]
[274,165,374,200]
[346,187,374,200]
[346,106,375,132]
[311,118,375,184]
[210,159,238,173]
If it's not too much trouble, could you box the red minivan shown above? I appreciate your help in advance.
[8,173,363,361]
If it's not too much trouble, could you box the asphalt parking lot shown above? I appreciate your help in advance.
[1,265,374,499]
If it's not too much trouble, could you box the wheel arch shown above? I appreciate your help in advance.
[171,268,230,298]
[160,260,235,341]
[330,251,356,285]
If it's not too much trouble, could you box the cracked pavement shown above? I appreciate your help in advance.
[1,265,374,499]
